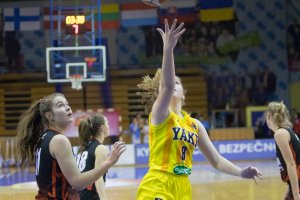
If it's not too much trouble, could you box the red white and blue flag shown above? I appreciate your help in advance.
[159,0,197,24]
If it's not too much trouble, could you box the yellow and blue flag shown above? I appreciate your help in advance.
[200,0,234,22]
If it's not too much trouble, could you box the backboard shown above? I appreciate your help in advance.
[46,45,106,83]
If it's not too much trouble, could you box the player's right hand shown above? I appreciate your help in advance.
[107,141,126,166]
[156,19,185,51]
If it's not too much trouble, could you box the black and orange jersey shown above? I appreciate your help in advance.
[76,140,106,200]
[35,129,79,200]
[276,127,300,184]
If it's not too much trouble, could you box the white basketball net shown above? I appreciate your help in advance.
[70,75,83,90]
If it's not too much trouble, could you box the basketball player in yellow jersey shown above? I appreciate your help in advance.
[136,19,263,200]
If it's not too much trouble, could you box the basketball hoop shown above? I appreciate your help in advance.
[70,75,83,90]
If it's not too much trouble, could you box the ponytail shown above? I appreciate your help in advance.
[78,114,106,153]
[16,100,43,166]
[267,101,292,128]
[78,118,92,153]
[137,69,161,114]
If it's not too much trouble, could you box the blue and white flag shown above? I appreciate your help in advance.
[121,3,158,27]
[4,7,41,31]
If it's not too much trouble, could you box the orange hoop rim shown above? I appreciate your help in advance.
[70,74,83,79]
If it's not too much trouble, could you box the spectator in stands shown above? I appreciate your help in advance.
[240,69,253,103]
[136,19,262,199]
[191,112,210,135]
[235,83,249,108]
[136,112,145,130]
[207,26,218,52]
[0,47,7,72]
[16,93,126,199]
[293,112,300,137]
[129,117,141,144]
[141,118,149,143]
[76,114,110,200]
[252,82,267,106]
[4,32,21,72]
[265,101,300,200]
[143,25,162,58]
[251,67,263,91]
[216,28,235,49]
[215,86,227,109]
[261,66,277,101]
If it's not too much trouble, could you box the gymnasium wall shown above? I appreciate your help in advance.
[90,139,277,166]
[0,137,276,167]
[0,0,300,105]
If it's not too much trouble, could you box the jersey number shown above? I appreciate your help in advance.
[35,148,41,175]
[181,146,188,160]
[76,151,88,172]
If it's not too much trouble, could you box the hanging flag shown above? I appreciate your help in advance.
[4,7,41,31]
[159,0,196,24]
[43,7,65,29]
[200,0,234,22]
[121,3,158,27]
[99,4,120,30]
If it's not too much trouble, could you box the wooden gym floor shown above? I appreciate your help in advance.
[0,159,286,200]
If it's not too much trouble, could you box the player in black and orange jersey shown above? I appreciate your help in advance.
[76,114,110,200]
[265,101,300,200]
[16,93,126,200]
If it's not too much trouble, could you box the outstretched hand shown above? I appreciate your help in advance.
[241,166,263,184]
[156,19,186,51]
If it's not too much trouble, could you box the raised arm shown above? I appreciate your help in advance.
[195,119,262,181]
[275,129,300,199]
[151,19,185,125]
[50,135,126,191]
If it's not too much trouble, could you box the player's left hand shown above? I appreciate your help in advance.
[241,166,263,184]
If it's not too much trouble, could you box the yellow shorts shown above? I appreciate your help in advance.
[137,170,192,200]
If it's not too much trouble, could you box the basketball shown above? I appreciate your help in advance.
[142,0,168,7]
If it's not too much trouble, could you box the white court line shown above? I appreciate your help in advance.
[5,170,16,178]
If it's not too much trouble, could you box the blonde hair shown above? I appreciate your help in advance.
[137,69,162,114]
[137,69,187,114]
[266,101,292,128]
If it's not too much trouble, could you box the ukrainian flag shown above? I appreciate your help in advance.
[200,0,234,22]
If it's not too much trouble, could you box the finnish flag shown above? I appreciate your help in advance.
[4,7,41,31]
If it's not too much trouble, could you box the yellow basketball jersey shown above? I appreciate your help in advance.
[148,110,199,175]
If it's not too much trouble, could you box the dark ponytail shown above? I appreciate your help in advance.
[78,114,106,153]
[16,100,44,166]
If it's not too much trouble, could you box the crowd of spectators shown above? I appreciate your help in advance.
[126,113,149,144]
[207,67,277,111]
[0,31,23,73]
